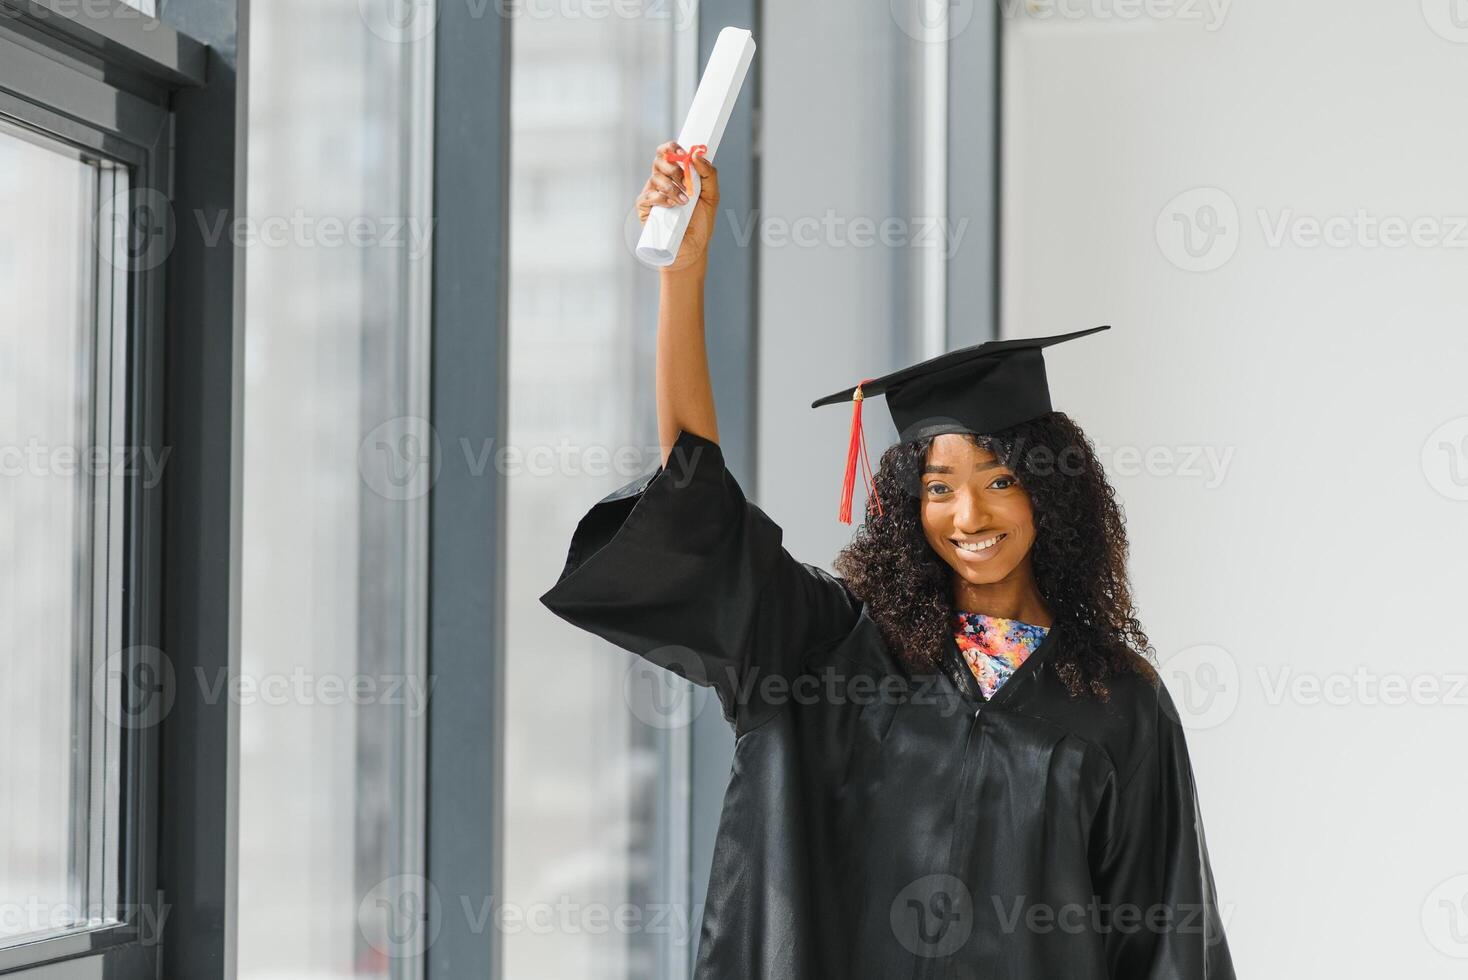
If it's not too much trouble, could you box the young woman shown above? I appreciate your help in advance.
[540,143,1236,979]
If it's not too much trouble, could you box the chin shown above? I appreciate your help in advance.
[953,563,1014,587]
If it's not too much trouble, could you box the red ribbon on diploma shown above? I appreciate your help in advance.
[665,144,708,195]
[839,379,885,525]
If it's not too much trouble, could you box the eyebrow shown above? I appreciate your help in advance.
[922,460,1006,475]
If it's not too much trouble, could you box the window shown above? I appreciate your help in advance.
[506,12,696,980]
[0,5,201,976]
[236,1,434,978]
[0,118,129,951]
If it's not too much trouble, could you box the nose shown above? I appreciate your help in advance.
[953,485,989,534]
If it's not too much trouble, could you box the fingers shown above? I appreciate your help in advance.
[653,141,692,189]
[653,152,683,182]
[638,176,685,213]
[636,187,676,223]
[648,142,692,205]
[637,141,717,222]
[690,152,719,204]
[651,172,689,205]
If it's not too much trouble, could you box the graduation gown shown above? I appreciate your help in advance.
[540,428,1236,979]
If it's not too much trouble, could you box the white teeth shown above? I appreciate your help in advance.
[955,535,1002,553]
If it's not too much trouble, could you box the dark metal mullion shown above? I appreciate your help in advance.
[424,3,512,979]
[945,0,1000,347]
[114,90,168,980]
[152,0,243,977]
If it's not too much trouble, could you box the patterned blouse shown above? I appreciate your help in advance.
[952,611,1050,701]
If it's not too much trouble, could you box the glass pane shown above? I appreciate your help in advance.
[506,13,691,980]
[238,3,433,979]
[0,122,124,945]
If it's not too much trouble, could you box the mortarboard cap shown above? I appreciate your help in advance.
[810,325,1110,523]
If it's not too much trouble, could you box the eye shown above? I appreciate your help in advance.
[925,481,952,496]
[988,474,1019,490]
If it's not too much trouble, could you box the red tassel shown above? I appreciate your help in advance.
[838,379,884,525]
[665,143,709,194]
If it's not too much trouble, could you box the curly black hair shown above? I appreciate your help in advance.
[832,411,1156,701]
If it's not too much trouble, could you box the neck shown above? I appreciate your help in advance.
[952,566,1052,628]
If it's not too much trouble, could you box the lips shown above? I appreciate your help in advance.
[951,533,1006,561]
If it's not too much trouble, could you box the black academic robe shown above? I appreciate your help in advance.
[540,428,1236,980]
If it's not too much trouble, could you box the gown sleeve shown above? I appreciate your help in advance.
[538,427,863,733]
[1088,684,1237,979]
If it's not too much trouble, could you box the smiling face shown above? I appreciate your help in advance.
[919,433,1039,593]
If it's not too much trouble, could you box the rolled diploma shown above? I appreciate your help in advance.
[635,27,756,268]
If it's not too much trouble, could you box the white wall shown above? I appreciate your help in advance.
[1003,3,1468,975]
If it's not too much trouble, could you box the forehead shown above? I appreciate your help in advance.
[923,433,1002,469]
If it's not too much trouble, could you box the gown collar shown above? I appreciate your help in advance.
[941,614,1062,709]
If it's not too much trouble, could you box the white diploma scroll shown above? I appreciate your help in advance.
[635,27,756,269]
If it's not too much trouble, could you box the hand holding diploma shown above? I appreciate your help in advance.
[636,141,719,274]
[634,26,754,270]
[638,29,752,454]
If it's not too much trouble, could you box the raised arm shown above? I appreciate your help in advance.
[539,143,864,734]
[636,141,722,464]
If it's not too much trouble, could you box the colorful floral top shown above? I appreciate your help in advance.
[952,611,1049,701]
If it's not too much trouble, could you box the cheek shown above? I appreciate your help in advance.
[920,500,965,555]
[997,496,1037,540]
[919,501,945,541]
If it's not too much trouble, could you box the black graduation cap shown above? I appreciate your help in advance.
[810,325,1110,523]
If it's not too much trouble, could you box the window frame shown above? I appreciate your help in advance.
[0,2,206,977]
